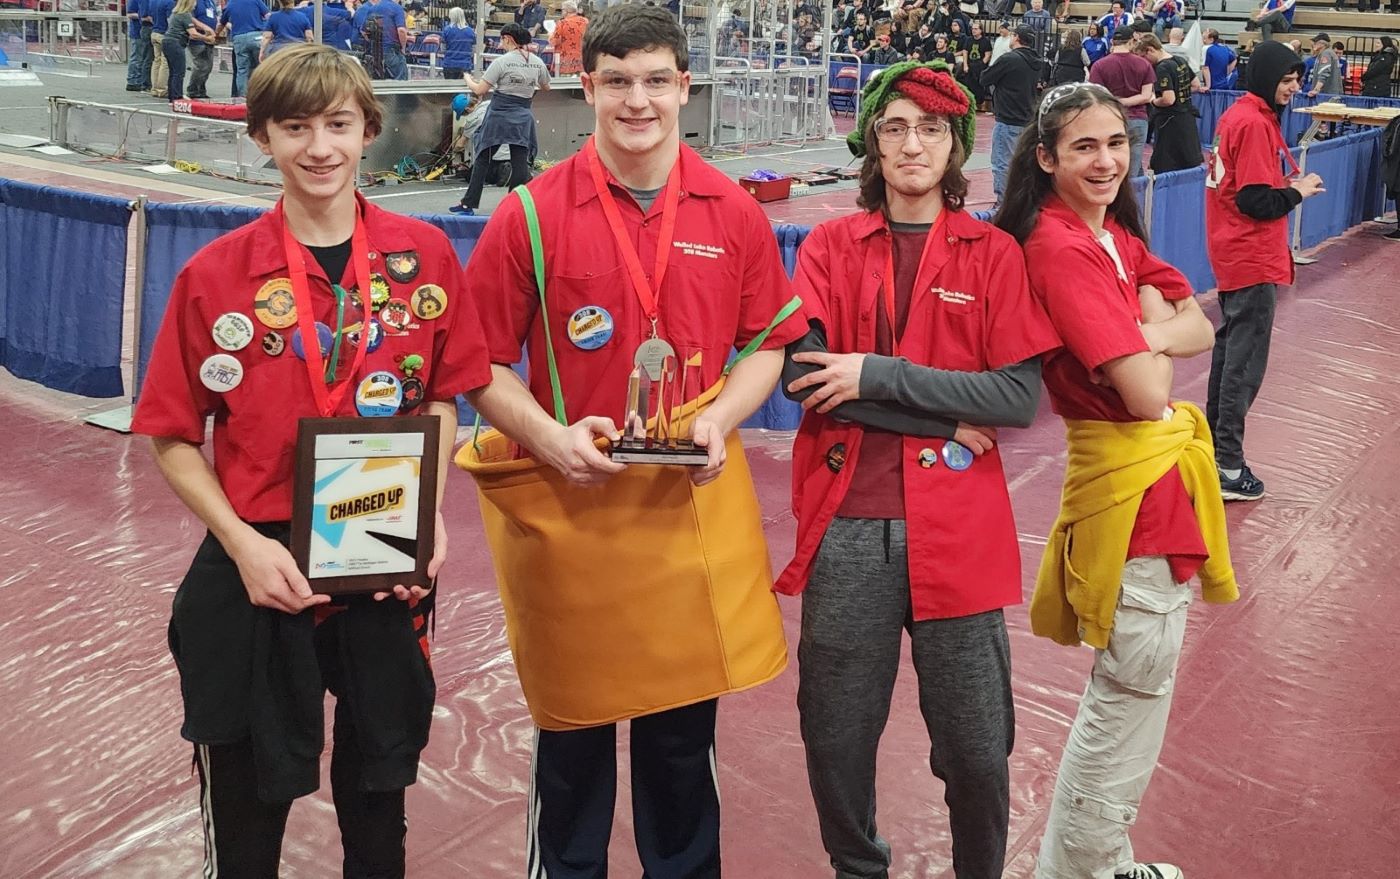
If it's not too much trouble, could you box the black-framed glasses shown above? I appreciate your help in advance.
[875,119,953,144]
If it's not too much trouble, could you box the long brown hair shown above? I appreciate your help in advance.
[992,85,1146,244]
[856,110,970,215]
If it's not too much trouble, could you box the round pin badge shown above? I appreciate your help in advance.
[291,321,334,360]
[261,330,285,356]
[355,371,403,417]
[568,305,614,350]
[199,353,244,393]
[380,299,412,333]
[941,440,973,472]
[918,447,939,469]
[369,274,392,309]
[253,278,298,329]
[826,442,847,474]
[212,312,255,351]
[411,284,447,321]
[345,320,384,353]
[399,376,425,411]
[385,251,421,283]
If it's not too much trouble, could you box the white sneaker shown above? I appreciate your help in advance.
[1116,865,1183,879]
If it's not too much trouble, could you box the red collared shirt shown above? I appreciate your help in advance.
[1206,91,1297,291]
[1023,195,1208,581]
[466,144,806,423]
[132,194,493,522]
[777,208,1062,620]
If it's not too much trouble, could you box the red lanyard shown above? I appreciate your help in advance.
[881,211,948,357]
[583,136,681,338]
[280,201,375,417]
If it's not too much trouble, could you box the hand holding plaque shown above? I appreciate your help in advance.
[609,342,708,466]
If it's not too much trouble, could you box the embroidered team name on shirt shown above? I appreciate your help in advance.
[327,486,405,522]
[936,287,976,306]
[673,240,726,260]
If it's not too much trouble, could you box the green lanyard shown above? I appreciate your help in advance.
[326,283,348,383]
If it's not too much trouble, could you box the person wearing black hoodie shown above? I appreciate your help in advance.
[1205,40,1325,501]
[982,25,1042,205]
[1362,36,1398,98]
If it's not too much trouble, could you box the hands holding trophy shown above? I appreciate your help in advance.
[609,338,709,466]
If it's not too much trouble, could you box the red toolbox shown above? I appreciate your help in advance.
[739,175,792,203]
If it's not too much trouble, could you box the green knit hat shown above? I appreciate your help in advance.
[847,59,977,159]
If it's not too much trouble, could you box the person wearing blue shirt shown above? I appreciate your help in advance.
[514,0,545,36]
[1083,20,1109,66]
[321,0,355,50]
[439,5,476,77]
[126,0,154,90]
[186,0,218,96]
[260,0,312,58]
[149,0,173,97]
[352,0,408,80]
[1244,0,1295,41]
[1203,28,1238,89]
[1097,2,1133,39]
[218,0,269,96]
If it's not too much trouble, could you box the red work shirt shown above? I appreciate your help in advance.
[1206,91,1296,291]
[132,194,494,522]
[776,208,1062,621]
[466,143,806,422]
[1024,196,1208,581]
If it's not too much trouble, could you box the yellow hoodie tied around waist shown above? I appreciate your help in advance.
[1031,401,1241,649]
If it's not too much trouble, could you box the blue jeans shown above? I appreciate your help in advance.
[991,121,1024,205]
[383,43,408,80]
[162,37,187,100]
[232,31,261,96]
[126,27,152,86]
[1127,116,1149,180]
[1153,13,1180,37]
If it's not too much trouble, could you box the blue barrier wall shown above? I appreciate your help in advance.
[0,120,1388,422]
[0,179,130,397]
[1195,90,1400,148]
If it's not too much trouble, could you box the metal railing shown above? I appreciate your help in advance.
[48,95,278,182]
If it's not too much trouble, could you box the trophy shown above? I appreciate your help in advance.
[609,342,709,466]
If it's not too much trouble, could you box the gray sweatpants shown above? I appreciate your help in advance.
[797,518,1015,879]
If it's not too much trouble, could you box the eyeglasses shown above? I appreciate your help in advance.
[1036,81,1114,132]
[592,72,680,95]
[875,119,952,144]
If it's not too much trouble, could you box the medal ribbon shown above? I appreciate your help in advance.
[882,211,948,357]
[280,200,375,417]
[583,136,682,337]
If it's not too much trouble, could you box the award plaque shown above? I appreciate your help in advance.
[609,348,709,466]
[291,415,440,595]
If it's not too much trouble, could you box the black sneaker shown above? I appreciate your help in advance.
[1385,227,1400,241]
[1220,465,1265,501]
[1116,865,1183,879]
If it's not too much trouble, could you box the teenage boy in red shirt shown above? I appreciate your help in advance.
[133,44,492,876]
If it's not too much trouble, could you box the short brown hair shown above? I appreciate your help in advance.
[1134,33,1163,53]
[582,4,688,73]
[245,44,383,141]
[856,110,970,215]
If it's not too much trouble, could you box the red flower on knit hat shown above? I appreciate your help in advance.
[893,66,970,119]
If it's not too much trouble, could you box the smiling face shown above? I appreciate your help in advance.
[582,47,691,159]
[876,98,954,202]
[253,95,373,206]
[1275,70,1301,105]
[1036,102,1129,225]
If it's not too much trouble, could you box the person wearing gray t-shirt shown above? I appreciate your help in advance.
[451,23,552,214]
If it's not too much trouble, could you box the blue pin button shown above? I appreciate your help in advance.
[941,440,973,472]
[291,321,334,361]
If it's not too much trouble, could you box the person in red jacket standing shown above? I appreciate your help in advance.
[1205,40,1324,500]
[776,60,1060,879]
